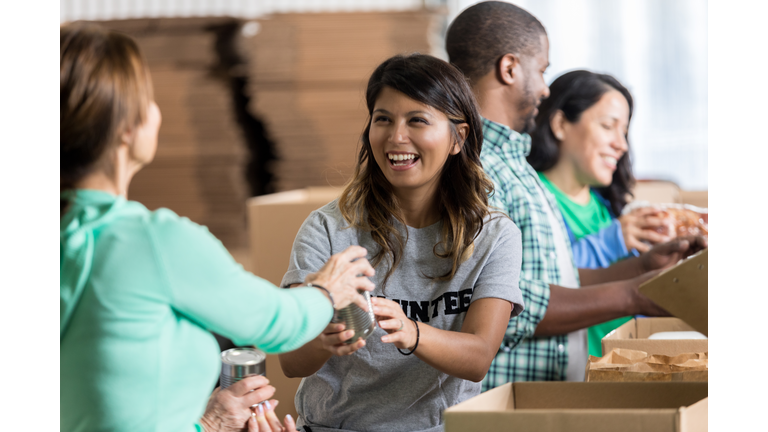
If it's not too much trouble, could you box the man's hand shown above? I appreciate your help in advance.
[641,235,708,272]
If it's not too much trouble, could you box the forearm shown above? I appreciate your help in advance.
[411,323,499,382]
[578,255,646,285]
[278,336,332,378]
[534,282,633,336]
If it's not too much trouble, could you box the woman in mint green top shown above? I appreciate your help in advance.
[60,24,375,432]
[528,71,672,357]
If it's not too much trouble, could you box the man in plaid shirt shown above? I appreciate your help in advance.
[446,2,707,387]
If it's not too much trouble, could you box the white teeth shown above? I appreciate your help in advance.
[603,156,617,165]
[388,153,417,161]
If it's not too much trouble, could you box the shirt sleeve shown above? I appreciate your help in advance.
[471,216,525,318]
[570,219,630,268]
[281,210,334,287]
[486,163,551,349]
[147,210,333,354]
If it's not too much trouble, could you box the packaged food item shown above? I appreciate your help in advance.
[648,331,707,340]
[622,201,708,239]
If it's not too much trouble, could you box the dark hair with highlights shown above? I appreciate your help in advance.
[60,23,154,216]
[338,54,495,288]
[528,70,635,215]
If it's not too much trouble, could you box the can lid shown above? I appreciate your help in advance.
[221,348,266,366]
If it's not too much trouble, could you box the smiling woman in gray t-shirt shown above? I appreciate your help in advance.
[278,54,524,432]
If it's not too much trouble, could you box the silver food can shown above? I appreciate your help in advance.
[220,347,266,389]
[333,290,376,344]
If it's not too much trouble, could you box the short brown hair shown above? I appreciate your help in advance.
[446,1,546,83]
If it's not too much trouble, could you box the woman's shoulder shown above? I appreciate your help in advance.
[478,211,522,243]
[303,199,351,231]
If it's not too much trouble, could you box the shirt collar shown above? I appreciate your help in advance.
[481,117,532,157]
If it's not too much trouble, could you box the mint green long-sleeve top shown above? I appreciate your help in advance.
[60,189,333,432]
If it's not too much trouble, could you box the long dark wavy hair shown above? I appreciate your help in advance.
[60,23,154,217]
[528,70,634,216]
[338,54,495,288]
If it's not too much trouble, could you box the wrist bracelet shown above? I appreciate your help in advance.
[307,283,335,309]
[397,318,419,356]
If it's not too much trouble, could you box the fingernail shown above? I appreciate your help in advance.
[256,404,264,415]
[287,414,294,423]
[264,400,272,410]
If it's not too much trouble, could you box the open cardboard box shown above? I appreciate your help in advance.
[443,382,707,432]
[246,187,342,420]
[603,249,708,356]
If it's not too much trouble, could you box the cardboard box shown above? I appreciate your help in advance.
[602,318,707,357]
[247,186,342,286]
[680,190,708,208]
[246,186,342,420]
[443,382,707,432]
[632,180,683,204]
[602,249,708,356]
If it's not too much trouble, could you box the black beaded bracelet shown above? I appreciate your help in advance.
[307,283,335,309]
[397,318,419,356]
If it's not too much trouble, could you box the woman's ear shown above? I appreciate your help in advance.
[451,123,469,155]
[550,110,567,142]
[120,126,135,147]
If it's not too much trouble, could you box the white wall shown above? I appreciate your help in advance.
[452,0,708,190]
[60,0,426,22]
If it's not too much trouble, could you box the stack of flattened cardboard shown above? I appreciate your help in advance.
[238,11,445,192]
[92,18,250,249]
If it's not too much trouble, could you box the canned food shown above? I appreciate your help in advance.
[333,290,376,344]
[220,347,266,389]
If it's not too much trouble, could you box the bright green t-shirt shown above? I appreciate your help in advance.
[61,189,333,432]
[537,173,632,357]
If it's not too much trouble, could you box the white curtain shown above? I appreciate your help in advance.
[450,0,708,190]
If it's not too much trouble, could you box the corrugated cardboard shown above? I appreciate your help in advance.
[443,382,707,432]
[632,180,683,204]
[247,186,342,286]
[640,249,708,336]
[585,349,708,382]
[602,318,707,357]
[246,186,341,420]
[602,249,707,356]
[680,190,708,208]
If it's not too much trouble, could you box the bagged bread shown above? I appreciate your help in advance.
[622,201,708,238]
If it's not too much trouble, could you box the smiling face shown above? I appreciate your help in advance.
[368,86,466,200]
[557,89,630,186]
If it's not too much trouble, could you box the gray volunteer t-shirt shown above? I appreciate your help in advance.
[281,200,524,432]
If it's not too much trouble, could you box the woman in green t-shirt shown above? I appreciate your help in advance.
[527,70,672,357]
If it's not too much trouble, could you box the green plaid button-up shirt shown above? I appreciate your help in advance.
[479,118,580,388]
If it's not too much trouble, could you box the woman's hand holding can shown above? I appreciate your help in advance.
[305,246,376,311]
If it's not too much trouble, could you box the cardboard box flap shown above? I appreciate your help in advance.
[512,382,707,409]
[639,249,707,336]
[446,382,514,412]
[679,397,708,432]
[444,382,708,432]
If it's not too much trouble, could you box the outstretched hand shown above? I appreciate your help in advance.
[641,235,708,272]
